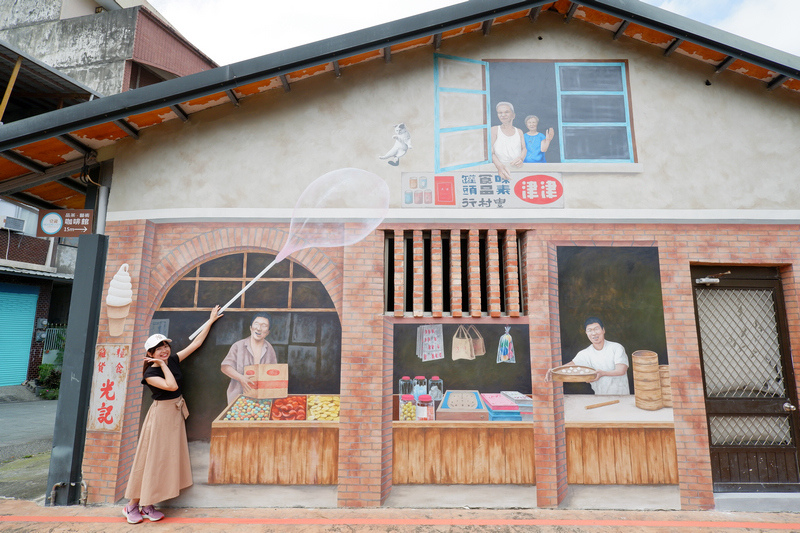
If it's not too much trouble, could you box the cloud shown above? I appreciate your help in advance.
[641,0,799,55]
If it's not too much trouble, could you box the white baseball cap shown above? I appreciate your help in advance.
[144,333,172,351]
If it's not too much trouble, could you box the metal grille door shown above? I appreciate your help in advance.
[693,267,800,492]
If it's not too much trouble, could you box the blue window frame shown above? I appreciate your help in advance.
[555,62,634,163]
[434,54,491,172]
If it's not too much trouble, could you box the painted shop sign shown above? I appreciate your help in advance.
[87,344,130,432]
[402,172,564,208]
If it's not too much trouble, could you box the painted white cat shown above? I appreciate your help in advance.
[379,123,412,166]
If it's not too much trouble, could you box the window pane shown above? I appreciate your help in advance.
[161,280,195,308]
[439,92,486,129]
[292,281,335,309]
[292,262,316,278]
[559,65,623,91]
[199,254,243,277]
[246,252,288,278]
[198,280,242,308]
[562,126,630,160]
[561,95,626,123]
[244,281,290,308]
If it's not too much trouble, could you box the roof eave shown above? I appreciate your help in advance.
[1,0,798,153]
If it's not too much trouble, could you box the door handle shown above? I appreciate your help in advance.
[784,402,797,412]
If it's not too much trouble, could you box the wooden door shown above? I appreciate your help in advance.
[692,266,800,492]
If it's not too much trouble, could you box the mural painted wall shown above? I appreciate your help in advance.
[138,252,342,442]
[103,13,800,215]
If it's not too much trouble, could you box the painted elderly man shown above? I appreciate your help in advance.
[220,314,277,404]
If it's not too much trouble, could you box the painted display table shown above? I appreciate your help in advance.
[208,395,339,485]
[392,395,677,485]
[392,421,535,484]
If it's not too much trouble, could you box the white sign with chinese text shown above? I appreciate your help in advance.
[401,172,564,209]
[87,344,130,432]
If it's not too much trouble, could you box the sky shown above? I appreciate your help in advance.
[145,0,800,66]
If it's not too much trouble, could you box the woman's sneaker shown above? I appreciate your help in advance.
[141,504,165,521]
[123,503,143,524]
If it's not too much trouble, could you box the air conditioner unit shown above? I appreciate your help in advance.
[1,216,25,232]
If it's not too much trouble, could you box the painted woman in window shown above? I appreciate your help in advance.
[491,101,526,180]
[522,115,555,163]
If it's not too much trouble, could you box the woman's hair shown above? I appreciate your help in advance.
[524,115,539,124]
[495,101,515,113]
[142,341,170,375]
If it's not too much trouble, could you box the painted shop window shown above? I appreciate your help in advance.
[434,56,636,171]
[556,246,668,396]
[384,229,524,316]
[150,251,341,441]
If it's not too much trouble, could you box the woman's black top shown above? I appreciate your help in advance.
[142,353,183,400]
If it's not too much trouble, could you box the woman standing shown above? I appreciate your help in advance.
[122,305,222,523]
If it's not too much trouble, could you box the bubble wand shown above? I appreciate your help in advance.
[189,168,390,340]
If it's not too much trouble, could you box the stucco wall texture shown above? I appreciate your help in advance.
[101,12,800,214]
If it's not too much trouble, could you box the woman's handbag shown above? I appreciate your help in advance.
[452,325,476,360]
[466,325,485,356]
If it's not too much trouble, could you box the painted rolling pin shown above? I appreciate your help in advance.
[585,399,620,410]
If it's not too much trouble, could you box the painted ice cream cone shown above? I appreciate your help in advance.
[106,264,133,337]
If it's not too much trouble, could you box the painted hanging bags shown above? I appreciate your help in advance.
[452,325,475,360]
[497,326,516,363]
[466,325,485,356]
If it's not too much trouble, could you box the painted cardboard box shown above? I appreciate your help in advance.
[243,363,288,399]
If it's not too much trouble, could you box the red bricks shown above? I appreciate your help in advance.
[81,219,800,512]
[450,229,463,317]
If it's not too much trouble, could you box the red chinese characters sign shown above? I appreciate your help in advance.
[402,172,564,208]
[87,344,130,432]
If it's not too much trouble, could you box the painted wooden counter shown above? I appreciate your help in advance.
[392,396,677,485]
[392,421,536,484]
[208,419,338,485]
[565,395,678,485]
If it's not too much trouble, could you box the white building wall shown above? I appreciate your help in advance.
[101,13,800,217]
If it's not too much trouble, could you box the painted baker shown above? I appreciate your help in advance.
[220,314,277,404]
[549,316,631,395]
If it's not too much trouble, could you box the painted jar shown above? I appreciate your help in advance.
[416,394,435,421]
[413,376,427,399]
[399,394,416,421]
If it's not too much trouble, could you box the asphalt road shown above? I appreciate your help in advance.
[0,398,57,463]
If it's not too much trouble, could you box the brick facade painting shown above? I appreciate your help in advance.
[80,220,800,511]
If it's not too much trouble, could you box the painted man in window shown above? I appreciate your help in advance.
[563,317,630,395]
[220,314,277,404]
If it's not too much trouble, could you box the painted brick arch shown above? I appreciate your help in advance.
[144,225,344,321]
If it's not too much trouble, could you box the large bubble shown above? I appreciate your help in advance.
[189,168,389,339]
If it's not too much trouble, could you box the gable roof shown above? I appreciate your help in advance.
[1,0,798,210]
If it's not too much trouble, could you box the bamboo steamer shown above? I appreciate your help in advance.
[659,365,672,407]
[632,350,663,410]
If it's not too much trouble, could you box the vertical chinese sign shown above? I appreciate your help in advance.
[87,344,130,432]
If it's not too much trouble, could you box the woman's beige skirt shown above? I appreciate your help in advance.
[124,396,192,506]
